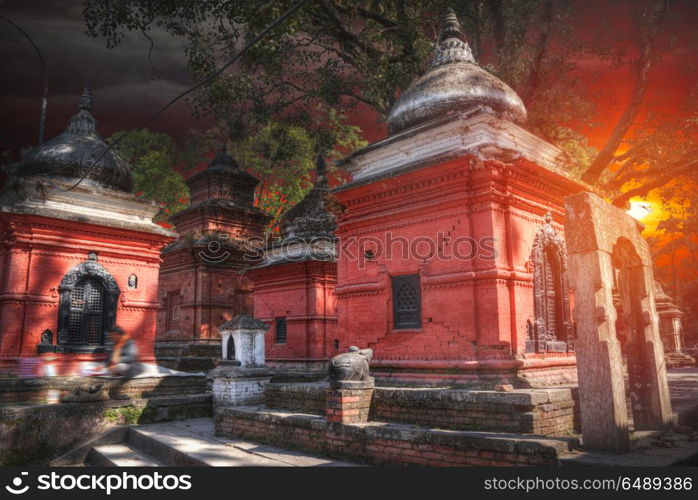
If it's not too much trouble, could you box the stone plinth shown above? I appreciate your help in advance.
[210,361,273,407]
[325,379,374,424]
[211,315,271,407]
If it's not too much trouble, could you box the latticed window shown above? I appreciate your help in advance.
[542,247,565,340]
[275,317,287,343]
[55,252,119,354]
[392,275,421,329]
[67,278,106,345]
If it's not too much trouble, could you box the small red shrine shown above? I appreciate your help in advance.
[156,151,270,344]
[247,156,338,369]
[0,89,175,376]
[333,10,586,386]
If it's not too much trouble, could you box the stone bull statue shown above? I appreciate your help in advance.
[328,346,373,382]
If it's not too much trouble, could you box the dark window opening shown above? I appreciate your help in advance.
[275,317,288,344]
[226,336,235,360]
[392,274,422,329]
[67,277,106,346]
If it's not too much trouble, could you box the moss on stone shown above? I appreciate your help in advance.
[102,405,157,425]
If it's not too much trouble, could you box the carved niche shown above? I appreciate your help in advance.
[55,251,120,354]
[527,213,572,353]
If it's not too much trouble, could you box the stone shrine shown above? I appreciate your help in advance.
[655,282,695,367]
[210,315,273,407]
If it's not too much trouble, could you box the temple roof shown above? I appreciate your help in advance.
[386,8,527,135]
[16,88,133,192]
[279,155,337,240]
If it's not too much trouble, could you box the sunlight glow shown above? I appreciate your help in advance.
[626,200,653,220]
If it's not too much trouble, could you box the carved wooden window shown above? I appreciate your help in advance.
[67,278,106,345]
[275,317,287,344]
[56,252,119,354]
[392,274,422,329]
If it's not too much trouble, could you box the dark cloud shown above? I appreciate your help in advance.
[0,0,208,154]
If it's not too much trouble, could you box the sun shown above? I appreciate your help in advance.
[626,200,653,220]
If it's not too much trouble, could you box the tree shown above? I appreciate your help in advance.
[107,129,190,221]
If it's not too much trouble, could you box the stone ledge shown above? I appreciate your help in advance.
[215,406,578,466]
[0,394,212,465]
[262,382,577,435]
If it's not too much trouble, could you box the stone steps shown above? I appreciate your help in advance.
[87,443,165,467]
[58,417,355,467]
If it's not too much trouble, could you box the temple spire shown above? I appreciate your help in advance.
[67,86,96,134]
[438,8,464,44]
[432,7,475,67]
[78,87,93,112]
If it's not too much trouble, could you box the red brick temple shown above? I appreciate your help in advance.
[333,11,586,387]
[247,156,338,370]
[0,89,175,376]
[156,151,270,347]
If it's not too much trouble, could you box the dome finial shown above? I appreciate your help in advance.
[438,8,463,44]
[79,87,93,112]
[67,87,97,134]
[432,8,475,67]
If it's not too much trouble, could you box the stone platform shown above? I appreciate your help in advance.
[154,343,221,372]
[215,406,579,466]
[264,382,577,436]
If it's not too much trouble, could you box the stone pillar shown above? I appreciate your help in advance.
[567,249,630,452]
[211,315,272,407]
[564,192,673,453]
[325,379,374,424]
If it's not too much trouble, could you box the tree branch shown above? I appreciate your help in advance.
[611,156,698,207]
[582,0,671,184]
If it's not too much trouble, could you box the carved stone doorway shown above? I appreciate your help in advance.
[564,192,672,453]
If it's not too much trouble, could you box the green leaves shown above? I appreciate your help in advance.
[107,129,190,221]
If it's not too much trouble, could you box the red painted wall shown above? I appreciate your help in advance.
[333,155,583,368]
[248,260,337,363]
[0,213,173,375]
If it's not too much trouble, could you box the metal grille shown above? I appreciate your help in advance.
[67,278,105,345]
[275,317,287,344]
[392,275,421,329]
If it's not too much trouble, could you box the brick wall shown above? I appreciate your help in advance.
[215,406,578,466]
[372,387,577,436]
[263,382,326,414]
